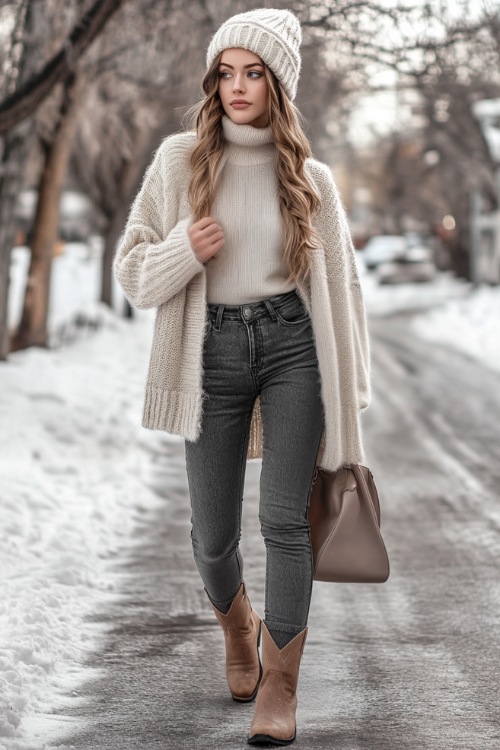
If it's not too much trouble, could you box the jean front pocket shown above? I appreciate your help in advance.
[275,300,311,327]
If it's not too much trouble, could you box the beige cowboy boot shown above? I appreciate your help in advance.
[247,621,308,745]
[208,582,262,702]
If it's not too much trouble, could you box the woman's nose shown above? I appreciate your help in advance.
[233,74,246,93]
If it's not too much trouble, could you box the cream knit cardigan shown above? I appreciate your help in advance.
[113,130,371,473]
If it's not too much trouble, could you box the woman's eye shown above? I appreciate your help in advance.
[219,71,262,78]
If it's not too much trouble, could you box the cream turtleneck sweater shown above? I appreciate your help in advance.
[206,114,296,304]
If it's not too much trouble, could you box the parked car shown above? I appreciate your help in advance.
[377,246,437,284]
[404,231,433,248]
[362,235,407,270]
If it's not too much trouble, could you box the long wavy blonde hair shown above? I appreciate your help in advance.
[183,51,322,284]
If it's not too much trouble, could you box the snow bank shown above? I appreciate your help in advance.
[8,242,129,348]
[412,285,500,374]
[358,257,500,374]
[0,302,172,748]
[359,265,471,317]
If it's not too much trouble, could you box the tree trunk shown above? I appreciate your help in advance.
[0,0,39,361]
[0,122,34,360]
[10,74,84,351]
[101,204,127,305]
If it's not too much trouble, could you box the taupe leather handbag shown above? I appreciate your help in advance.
[307,464,390,583]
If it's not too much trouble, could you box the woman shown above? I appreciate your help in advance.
[113,8,371,746]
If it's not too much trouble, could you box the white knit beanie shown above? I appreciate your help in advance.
[206,8,302,101]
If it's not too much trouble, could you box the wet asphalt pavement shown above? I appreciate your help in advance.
[48,311,500,750]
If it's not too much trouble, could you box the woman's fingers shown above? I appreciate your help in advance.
[188,217,225,262]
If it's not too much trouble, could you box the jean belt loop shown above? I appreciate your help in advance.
[214,304,225,331]
[263,299,278,322]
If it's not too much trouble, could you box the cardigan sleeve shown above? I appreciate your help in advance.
[113,135,204,310]
[309,159,372,411]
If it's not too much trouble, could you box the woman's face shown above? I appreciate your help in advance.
[218,48,269,128]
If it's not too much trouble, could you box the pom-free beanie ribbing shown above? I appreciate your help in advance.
[206,8,302,101]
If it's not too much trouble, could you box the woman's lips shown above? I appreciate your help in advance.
[231,102,251,109]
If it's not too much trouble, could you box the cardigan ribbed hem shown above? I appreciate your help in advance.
[142,385,203,440]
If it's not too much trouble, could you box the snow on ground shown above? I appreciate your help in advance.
[1,243,498,748]
[358,261,472,317]
[357,255,500,374]
[8,243,115,348]
[1,247,176,748]
[411,284,500,375]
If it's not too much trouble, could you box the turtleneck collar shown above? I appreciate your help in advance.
[221,114,276,166]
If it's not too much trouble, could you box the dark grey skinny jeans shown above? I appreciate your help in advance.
[184,289,325,639]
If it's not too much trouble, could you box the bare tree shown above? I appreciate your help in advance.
[0,0,128,355]
[5,0,130,351]
[10,72,85,350]
[348,2,500,277]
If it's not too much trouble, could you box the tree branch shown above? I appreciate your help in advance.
[0,0,127,134]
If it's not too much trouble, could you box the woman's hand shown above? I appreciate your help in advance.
[188,217,225,264]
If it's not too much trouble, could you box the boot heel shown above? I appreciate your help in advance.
[233,618,262,703]
[209,582,262,702]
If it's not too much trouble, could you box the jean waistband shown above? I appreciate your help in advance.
[207,289,302,324]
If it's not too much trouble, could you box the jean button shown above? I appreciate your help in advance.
[243,307,252,319]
